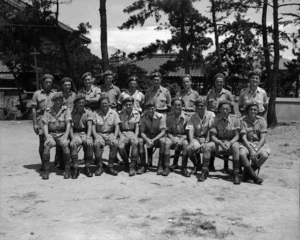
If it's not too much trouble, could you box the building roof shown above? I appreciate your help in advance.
[131,54,204,77]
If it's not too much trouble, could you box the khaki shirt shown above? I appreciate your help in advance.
[144,86,171,111]
[186,111,215,138]
[166,111,189,136]
[42,106,71,132]
[119,109,140,132]
[206,88,234,113]
[71,108,93,132]
[139,112,166,138]
[101,84,121,106]
[240,115,268,142]
[210,114,240,140]
[31,89,56,115]
[239,87,268,113]
[118,90,145,113]
[78,85,101,111]
[93,108,121,133]
[59,91,76,112]
[178,88,199,111]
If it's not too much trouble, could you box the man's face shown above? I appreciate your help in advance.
[100,99,109,112]
[62,81,71,93]
[220,104,231,117]
[152,76,161,87]
[182,77,191,90]
[147,106,155,116]
[248,105,258,118]
[83,76,93,88]
[172,100,182,114]
[53,97,63,108]
[43,78,53,91]
[250,75,260,88]
[105,75,113,85]
[215,77,224,89]
[196,103,206,115]
[76,99,85,111]
[128,80,137,90]
[124,101,133,113]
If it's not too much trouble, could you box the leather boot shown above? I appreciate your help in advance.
[107,166,118,176]
[72,167,79,179]
[189,154,198,175]
[232,160,241,185]
[137,152,146,174]
[64,166,71,179]
[94,158,104,176]
[181,155,190,177]
[162,154,170,176]
[85,155,93,177]
[147,148,153,167]
[170,150,180,171]
[41,154,50,180]
[85,166,93,177]
[63,153,71,179]
[157,154,164,175]
[245,166,263,184]
[208,155,216,172]
[129,160,137,177]
[198,168,209,182]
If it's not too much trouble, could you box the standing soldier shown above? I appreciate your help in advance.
[60,77,76,112]
[78,72,101,111]
[31,74,56,170]
[118,97,140,176]
[41,92,72,180]
[92,96,120,176]
[186,98,215,177]
[138,100,167,175]
[199,100,241,184]
[69,94,94,178]
[118,76,145,114]
[144,71,171,166]
[101,70,121,110]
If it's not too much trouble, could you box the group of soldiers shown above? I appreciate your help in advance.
[31,70,270,185]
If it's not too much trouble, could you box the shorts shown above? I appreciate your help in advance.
[48,132,69,148]
[239,142,271,156]
[94,132,116,147]
[190,137,206,153]
[168,135,187,150]
[215,140,234,155]
[72,132,93,146]
[119,131,138,146]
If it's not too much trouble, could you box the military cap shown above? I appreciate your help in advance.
[103,70,114,77]
[181,74,192,81]
[123,96,134,105]
[194,97,207,106]
[81,72,92,81]
[61,77,73,85]
[40,74,54,82]
[51,92,63,101]
[150,71,162,79]
[127,76,139,83]
[144,99,156,109]
[98,94,109,104]
[213,73,225,81]
[74,93,86,103]
[249,69,261,78]
[217,99,232,109]
[245,100,259,112]
[171,96,184,105]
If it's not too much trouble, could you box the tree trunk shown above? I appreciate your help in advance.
[262,0,271,89]
[267,0,279,127]
[211,0,222,70]
[180,15,190,74]
[100,0,109,71]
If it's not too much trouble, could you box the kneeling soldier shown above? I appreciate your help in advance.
[162,97,189,177]
[118,97,140,176]
[69,94,94,178]
[41,92,72,179]
[199,100,241,184]
[92,95,120,176]
[138,99,167,174]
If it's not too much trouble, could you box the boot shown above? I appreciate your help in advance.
[232,160,240,185]
[129,161,137,177]
[245,166,263,184]
[251,163,260,173]
[208,155,216,172]
[198,169,209,182]
[189,154,198,175]
[63,153,71,179]
[85,166,93,177]
[85,155,93,177]
[94,158,104,176]
[137,152,146,174]
[64,167,71,179]
[170,151,180,171]
[181,155,190,177]
[107,166,118,176]
[42,170,49,180]
[162,154,170,176]
[223,159,229,173]
[71,167,79,179]
[147,148,153,167]
[41,154,50,180]
[157,154,164,175]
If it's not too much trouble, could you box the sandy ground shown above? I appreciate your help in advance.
[0,120,299,240]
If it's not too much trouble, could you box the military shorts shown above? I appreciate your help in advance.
[190,137,206,153]
[168,135,187,149]
[72,132,93,146]
[48,132,69,148]
[94,132,116,147]
[119,131,138,146]
[214,140,236,155]
[239,142,271,156]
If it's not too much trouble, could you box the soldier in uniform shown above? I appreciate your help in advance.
[78,72,102,111]
[60,77,76,112]
[144,71,171,166]
[41,92,72,180]
[199,100,241,184]
[239,70,268,116]
[31,74,56,170]
[138,99,167,175]
[101,70,121,110]
[118,76,145,114]
[239,101,270,184]
[162,97,189,177]
[186,98,215,177]
[206,73,235,172]
[92,95,120,176]
[69,94,94,178]
[118,97,140,176]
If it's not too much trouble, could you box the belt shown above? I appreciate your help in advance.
[73,128,87,133]
[122,129,134,132]
[49,129,65,134]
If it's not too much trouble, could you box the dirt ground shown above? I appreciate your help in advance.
[0,120,299,240]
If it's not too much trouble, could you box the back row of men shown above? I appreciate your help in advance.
[31,70,270,185]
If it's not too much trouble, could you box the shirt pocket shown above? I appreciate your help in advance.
[37,96,47,108]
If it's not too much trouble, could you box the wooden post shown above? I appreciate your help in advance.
[30,47,40,90]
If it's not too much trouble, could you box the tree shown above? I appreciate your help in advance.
[99,0,109,71]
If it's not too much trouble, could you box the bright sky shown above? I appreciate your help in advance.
[58,0,298,59]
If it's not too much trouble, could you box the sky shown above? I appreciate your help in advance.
[58,0,299,59]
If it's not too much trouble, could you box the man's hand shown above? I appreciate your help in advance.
[44,138,51,147]
[85,136,93,147]
[131,136,138,145]
[70,139,77,148]
[33,124,39,135]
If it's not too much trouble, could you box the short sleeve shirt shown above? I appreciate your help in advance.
[42,106,72,132]
[59,91,76,112]
[210,114,241,140]
[78,85,101,110]
[118,90,145,113]
[119,109,140,132]
[206,88,234,113]
[139,112,166,137]
[186,111,215,138]
[93,108,121,133]
[71,108,93,131]
[240,115,268,142]
[166,111,189,136]
[179,89,199,111]
[144,86,171,111]
[31,89,56,114]
[238,87,268,113]
[101,84,121,106]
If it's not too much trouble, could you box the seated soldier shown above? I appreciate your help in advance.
[118,97,140,176]
[138,99,167,175]
[239,101,270,184]
[186,98,215,177]
[92,95,120,176]
[199,100,241,184]
[69,94,94,178]
[162,97,189,177]
[41,92,72,180]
